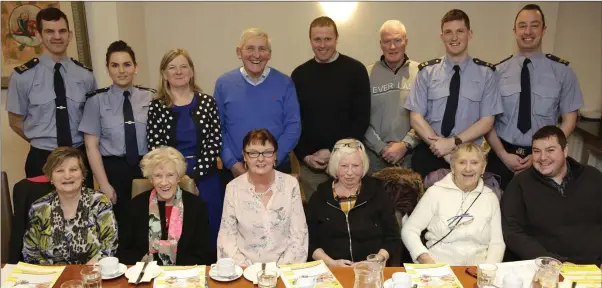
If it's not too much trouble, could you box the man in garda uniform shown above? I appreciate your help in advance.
[7,7,97,187]
[485,4,583,190]
[404,9,502,179]
[364,20,421,173]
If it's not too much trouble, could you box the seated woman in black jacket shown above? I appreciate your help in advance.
[306,138,401,267]
[118,146,212,265]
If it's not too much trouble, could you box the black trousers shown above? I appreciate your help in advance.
[26,145,93,188]
[486,138,532,190]
[102,156,144,230]
[220,158,292,186]
[411,143,450,180]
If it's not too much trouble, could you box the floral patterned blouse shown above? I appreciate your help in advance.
[217,171,308,266]
[22,187,118,264]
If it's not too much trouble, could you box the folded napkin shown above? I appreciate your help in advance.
[128,261,159,283]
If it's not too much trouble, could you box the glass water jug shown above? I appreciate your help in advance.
[353,261,382,288]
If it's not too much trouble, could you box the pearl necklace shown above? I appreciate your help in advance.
[254,189,271,197]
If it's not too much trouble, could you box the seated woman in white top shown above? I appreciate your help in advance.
[401,143,504,265]
[217,129,308,266]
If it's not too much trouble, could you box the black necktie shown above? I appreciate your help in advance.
[518,58,532,134]
[54,63,72,147]
[123,91,139,166]
[441,65,460,137]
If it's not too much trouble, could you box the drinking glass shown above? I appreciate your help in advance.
[477,264,498,288]
[366,253,385,285]
[80,265,102,288]
[257,270,278,288]
[61,280,84,288]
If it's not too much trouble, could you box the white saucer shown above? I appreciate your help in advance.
[384,278,413,288]
[243,263,281,283]
[208,265,243,282]
[102,263,127,280]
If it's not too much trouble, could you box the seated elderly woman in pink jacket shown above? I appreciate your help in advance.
[217,129,308,266]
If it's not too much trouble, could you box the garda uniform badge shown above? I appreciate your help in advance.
[473,58,496,71]
[545,54,569,66]
[14,58,39,74]
[418,58,441,71]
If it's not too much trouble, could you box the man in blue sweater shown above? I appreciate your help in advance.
[214,28,301,181]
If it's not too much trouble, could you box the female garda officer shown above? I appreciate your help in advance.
[78,40,155,229]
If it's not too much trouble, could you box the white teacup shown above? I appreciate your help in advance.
[99,257,119,276]
[296,277,316,288]
[211,258,235,277]
[392,272,412,288]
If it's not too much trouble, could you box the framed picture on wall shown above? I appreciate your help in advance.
[1,1,91,88]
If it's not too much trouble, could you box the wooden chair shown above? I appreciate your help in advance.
[1,171,12,263]
[131,175,198,199]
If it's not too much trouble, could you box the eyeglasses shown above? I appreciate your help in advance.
[245,150,275,158]
[447,213,474,229]
[333,141,363,151]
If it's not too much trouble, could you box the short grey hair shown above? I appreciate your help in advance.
[140,146,187,180]
[238,27,272,51]
[379,20,407,37]
[450,143,487,164]
[327,138,370,179]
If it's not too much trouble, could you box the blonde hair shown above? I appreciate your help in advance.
[238,28,272,51]
[327,138,370,179]
[450,143,487,164]
[154,48,202,107]
[140,146,187,180]
[43,147,88,180]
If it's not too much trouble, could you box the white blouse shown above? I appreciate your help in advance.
[401,173,505,265]
[217,171,309,266]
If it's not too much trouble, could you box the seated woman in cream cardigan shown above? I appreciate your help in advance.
[401,143,505,265]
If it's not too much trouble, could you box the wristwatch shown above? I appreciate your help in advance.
[401,141,412,151]
[454,136,463,146]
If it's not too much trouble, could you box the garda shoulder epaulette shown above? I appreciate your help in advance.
[495,55,513,67]
[473,58,496,71]
[418,58,441,71]
[545,54,569,66]
[85,87,110,98]
[70,57,93,72]
[14,58,39,74]
[134,85,157,93]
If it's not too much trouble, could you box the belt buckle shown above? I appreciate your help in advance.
[516,148,525,156]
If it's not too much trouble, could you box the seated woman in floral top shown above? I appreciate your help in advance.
[22,147,118,264]
[217,129,308,266]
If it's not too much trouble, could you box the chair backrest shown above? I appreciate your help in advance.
[1,171,12,263]
[372,167,424,218]
[132,175,198,199]
[423,168,503,200]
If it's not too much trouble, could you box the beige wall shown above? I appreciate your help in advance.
[1,1,601,193]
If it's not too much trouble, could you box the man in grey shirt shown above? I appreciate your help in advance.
[364,20,421,173]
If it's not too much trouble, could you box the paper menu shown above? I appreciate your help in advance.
[493,259,538,288]
[280,260,343,288]
[404,263,463,288]
[1,262,65,288]
[560,264,601,288]
[153,266,207,288]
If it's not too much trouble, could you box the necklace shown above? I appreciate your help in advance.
[254,189,271,197]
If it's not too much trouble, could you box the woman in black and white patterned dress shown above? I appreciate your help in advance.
[146,48,223,249]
